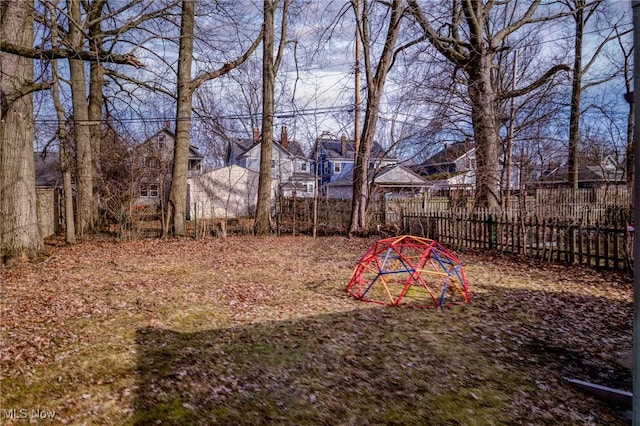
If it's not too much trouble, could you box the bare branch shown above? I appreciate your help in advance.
[497,64,570,100]
[190,27,264,91]
[0,41,144,67]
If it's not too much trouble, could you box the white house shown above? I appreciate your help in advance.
[411,140,476,191]
[187,165,276,220]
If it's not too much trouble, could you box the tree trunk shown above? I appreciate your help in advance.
[168,0,195,237]
[567,1,584,189]
[87,1,106,216]
[468,55,502,211]
[255,0,276,235]
[349,0,404,236]
[68,0,95,235]
[47,0,76,244]
[0,0,43,262]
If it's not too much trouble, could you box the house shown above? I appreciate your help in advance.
[227,126,315,198]
[131,125,203,209]
[531,155,626,188]
[314,134,398,198]
[34,152,62,237]
[314,134,398,197]
[188,165,277,219]
[324,164,430,199]
[411,140,476,191]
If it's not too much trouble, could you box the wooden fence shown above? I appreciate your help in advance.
[402,211,633,271]
[278,187,633,272]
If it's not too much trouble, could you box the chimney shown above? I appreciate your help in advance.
[280,126,289,150]
[253,127,260,144]
[165,120,171,129]
[341,133,347,157]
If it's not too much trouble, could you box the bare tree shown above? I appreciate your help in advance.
[46,0,75,244]
[348,0,406,235]
[0,1,43,263]
[616,25,634,198]
[1,0,151,257]
[563,0,629,189]
[167,0,263,237]
[255,0,290,235]
[407,0,570,211]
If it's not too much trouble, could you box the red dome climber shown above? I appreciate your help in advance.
[347,235,469,308]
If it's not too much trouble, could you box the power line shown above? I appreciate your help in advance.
[33,104,354,125]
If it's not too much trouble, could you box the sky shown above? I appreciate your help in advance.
[32,0,634,165]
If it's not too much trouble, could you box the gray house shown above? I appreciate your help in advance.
[313,134,431,199]
[227,127,316,198]
[131,126,203,210]
[325,164,430,199]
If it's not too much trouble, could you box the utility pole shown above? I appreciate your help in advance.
[504,49,517,211]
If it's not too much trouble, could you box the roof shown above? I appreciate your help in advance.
[318,137,389,160]
[189,144,204,159]
[34,152,62,188]
[136,127,203,160]
[422,140,474,166]
[537,163,625,186]
[374,164,429,186]
[325,164,428,188]
[229,137,308,162]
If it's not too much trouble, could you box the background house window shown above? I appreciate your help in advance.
[144,157,159,169]
[300,162,307,172]
[158,134,166,149]
[333,162,341,173]
[140,183,159,198]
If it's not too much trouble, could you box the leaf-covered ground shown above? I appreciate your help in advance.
[0,235,633,425]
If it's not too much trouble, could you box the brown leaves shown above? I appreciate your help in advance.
[0,236,632,425]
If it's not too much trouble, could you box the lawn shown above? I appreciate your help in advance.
[0,235,633,425]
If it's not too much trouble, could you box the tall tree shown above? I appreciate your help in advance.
[616,25,634,199]
[168,0,262,236]
[349,0,406,235]
[407,0,570,210]
[46,0,76,244]
[0,0,43,263]
[254,0,276,235]
[255,0,289,235]
[564,0,629,188]
[0,0,144,258]
[67,0,95,235]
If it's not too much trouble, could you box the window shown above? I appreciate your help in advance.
[306,183,314,193]
[271,160,276,169]
[149,184,159,198]
[300,162,307,172]
[333,162,341,174]
[158,134,166,149]
[140,183,159,198]
[323,163,329,175]
[142,156,159,169]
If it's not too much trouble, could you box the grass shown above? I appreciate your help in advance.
[0,235,633,425]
